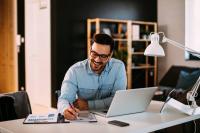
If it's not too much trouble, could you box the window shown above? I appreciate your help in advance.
[185,0,200,60]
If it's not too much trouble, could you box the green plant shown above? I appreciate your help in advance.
[113,49,128,65]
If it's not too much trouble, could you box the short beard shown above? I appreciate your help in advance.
[90,59,105,74]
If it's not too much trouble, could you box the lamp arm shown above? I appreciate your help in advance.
[165,38,200,55]
[190,76,200,97]
[186,76,200,109]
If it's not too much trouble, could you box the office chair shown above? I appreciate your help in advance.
[6,91,32,119]
[0,95,17,121]
[55,90,61,100]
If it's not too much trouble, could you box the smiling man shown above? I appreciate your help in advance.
[58,33,127,120]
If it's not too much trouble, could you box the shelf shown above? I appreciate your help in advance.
[94,18,128,23]
[132,21,156,25]
[113,38,128,41]
[132,52,144,55]
[132,66,155,69]
[132,39,151,42]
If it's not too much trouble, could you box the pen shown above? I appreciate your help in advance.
[69,102,80,119]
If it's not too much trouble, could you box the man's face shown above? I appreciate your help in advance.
[89,42,111,74]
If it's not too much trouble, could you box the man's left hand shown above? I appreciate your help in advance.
[73,98,89,110]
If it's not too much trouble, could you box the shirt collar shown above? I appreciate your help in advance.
[87,59,93,74]
[86,59,112,75]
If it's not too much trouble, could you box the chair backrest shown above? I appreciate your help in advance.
[0,95,17,122]
[55,90,61,100]
[6,91,32,119]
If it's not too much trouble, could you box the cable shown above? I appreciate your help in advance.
[168,88,176,97]
[160,88,175,113]
[193,120,196,133]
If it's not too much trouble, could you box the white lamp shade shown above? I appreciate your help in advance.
[144,42,165,57]
[144,33,165,57]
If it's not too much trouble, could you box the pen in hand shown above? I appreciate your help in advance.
[69,102,80,119]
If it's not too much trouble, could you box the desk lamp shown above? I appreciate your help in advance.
[144,32,200,115]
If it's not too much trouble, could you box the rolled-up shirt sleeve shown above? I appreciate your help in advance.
[88,62,127,110]
[57,67,78,114]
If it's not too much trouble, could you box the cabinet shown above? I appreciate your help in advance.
[87,18,157,89]
[0,0,18,93]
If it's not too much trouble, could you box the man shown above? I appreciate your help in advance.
[58,33,127,120]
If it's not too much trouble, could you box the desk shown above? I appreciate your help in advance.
[0,101,200,133]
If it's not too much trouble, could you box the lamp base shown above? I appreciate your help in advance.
[161,98,200,115]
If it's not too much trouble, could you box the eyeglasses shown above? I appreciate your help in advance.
[90,50,110,61]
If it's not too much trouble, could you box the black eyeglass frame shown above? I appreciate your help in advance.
[90,50,111,61]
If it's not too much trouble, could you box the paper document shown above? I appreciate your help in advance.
[66,111,97,122]
[167,98,200,115]
[24,113,59,124]
[24,111,97,124]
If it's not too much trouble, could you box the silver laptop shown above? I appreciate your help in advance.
[91,87,157,117]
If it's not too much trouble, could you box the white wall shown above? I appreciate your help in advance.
[157,0,200,81]
[25,0,51,107]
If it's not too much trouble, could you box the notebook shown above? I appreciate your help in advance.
[91,87,157,117]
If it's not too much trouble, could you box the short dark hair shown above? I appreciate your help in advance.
[93,33,114,52]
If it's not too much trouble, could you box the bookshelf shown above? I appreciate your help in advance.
[87,18,157,89]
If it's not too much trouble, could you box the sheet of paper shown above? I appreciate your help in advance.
[24,113,58,124]
[65,111,97,122]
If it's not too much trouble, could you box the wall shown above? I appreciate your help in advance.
[157,0,200,81]
[25,0,51,107]
[0,0,18,93]
[51,0,157,107]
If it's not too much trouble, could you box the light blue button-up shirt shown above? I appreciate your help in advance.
[57,58,127,114]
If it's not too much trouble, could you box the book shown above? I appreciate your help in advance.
[132,25,140,40]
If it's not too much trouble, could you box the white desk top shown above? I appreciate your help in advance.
[0,101,200,133]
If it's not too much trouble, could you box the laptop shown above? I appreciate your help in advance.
[91,87,157,117]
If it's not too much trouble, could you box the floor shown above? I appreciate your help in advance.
[31,104,57,114]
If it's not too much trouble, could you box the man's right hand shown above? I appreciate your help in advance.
[63,107,80,120]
